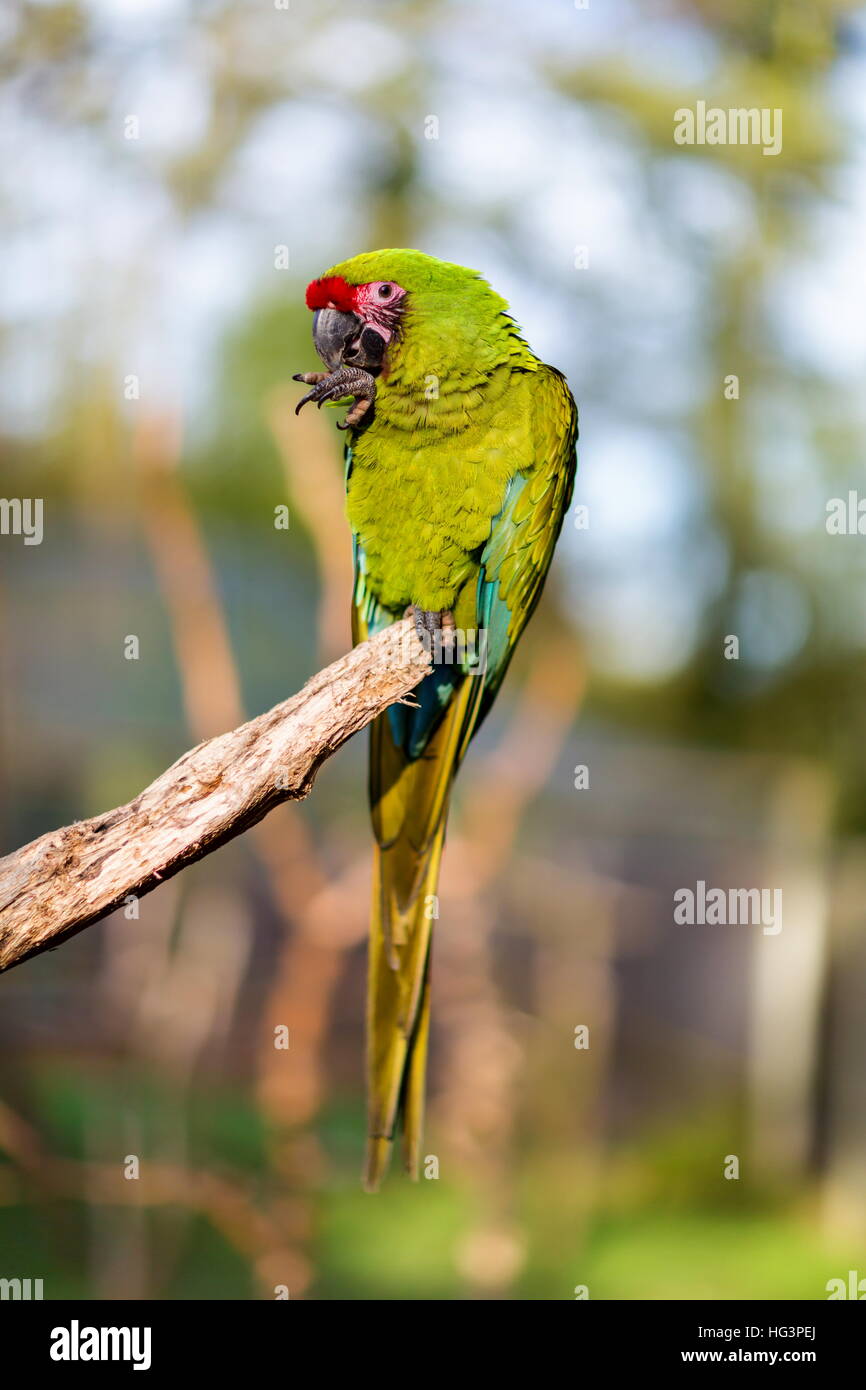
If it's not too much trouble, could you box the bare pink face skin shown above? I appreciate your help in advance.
[305,276,407,343]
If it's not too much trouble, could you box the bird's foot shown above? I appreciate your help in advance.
[404,607,456,660]
[293,367,376,429]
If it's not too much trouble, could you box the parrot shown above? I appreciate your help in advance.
[294,249,578,1190]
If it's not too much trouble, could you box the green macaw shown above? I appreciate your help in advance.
[295,249,578,1189]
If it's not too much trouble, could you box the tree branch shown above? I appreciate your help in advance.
[0,618,430,974]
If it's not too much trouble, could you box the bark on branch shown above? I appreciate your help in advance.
[0,618,431,974]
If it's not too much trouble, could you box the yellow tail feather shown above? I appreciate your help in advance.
[363,825,444,1191]
[400,967,431,1180]
[363,678,480,1191]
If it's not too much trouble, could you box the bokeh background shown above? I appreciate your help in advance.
[1,0,866,1300]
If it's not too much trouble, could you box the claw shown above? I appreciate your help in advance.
[293,366,377,428]
[294,377,347,416]
[292,371,327,413]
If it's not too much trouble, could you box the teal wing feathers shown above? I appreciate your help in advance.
[467,365,578,744]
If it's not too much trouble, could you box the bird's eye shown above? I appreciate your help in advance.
[378,284,393,298]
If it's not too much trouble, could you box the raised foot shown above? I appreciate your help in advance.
[292,367,376,429]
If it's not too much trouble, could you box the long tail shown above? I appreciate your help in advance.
[364,677,479,1191]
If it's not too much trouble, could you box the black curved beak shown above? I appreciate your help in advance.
[312,308,361,371]
[312,308,386,374]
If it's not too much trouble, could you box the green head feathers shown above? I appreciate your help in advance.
[309,249,535,392]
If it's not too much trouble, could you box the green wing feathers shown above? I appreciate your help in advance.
[471,366,578,731]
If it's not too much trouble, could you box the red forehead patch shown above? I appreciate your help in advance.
[305,276,357,312]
